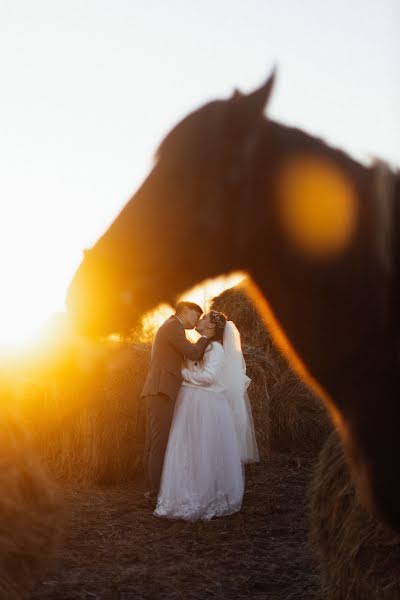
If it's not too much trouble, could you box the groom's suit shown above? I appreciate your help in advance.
[142,315,208,497]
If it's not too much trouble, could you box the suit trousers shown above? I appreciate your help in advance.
[143,394,175,496]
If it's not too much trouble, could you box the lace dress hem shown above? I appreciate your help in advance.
[154,494,242,522]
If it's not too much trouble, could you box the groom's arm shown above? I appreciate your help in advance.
[167,322,208,361]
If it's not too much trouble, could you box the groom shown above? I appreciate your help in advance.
[142,301,211,501]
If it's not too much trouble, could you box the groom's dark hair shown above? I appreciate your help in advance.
[175,301,203,316]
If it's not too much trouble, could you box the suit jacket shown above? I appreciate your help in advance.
[141,316,208,401]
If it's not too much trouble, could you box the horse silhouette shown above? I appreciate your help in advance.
[68,72,400,531]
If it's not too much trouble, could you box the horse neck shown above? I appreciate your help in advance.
[392,171,400,289]
[395,172,400,217]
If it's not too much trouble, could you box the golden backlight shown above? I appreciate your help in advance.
[0,272,245,354]
[140,272,246,342]
[0,298,61,353]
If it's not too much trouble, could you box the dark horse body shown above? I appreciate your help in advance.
[68,73,400,530]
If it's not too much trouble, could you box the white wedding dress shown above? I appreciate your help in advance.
[154,340,246,521]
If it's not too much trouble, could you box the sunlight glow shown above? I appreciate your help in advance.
[0,292,63,351]
[140,272,246,342]
[180,272,245,310]
[0,317,45,351]
[0,245,72,351]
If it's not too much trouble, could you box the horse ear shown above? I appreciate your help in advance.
[246,68,276,115]
[228,68,276,134]
[232,88,243,99]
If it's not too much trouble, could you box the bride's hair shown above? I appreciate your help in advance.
[209,311,227,343]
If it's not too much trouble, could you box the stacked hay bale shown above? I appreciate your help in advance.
[209,286,272,352]
[268,369,330,453]
[211,285,331,455]
[0,410,62,599]
[95,342,151,483]
[15,343,151,486]
[310,431,400,599]
[242,347,270,463]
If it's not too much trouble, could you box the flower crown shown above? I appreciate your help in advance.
[210,311,227,329]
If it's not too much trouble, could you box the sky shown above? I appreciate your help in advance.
[0,0,399,346]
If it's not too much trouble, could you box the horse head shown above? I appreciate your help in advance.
[67,73,275,336]
[68,72,400,531]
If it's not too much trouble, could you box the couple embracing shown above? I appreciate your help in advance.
[142,301,258,521]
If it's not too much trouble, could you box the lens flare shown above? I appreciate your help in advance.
[278,155,358,258]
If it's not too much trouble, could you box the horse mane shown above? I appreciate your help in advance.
[155,101,223,165]
[266,119,368,177]
[157,97,376,191]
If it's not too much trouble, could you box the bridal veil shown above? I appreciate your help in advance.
[221,321,259,463]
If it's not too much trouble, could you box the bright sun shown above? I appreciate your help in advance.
[0,181,245,353]
[0,232,75,352]
[0,259,245,352]
[0,286,64,351]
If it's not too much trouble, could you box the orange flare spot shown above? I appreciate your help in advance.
[278,156,357,258]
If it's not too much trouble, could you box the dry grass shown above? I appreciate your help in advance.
[3,285,331,492]
[13,343,151,486]
[310,431,400,599]
[268,369,331,453]
[33,342,271,477]
[31,453,320,600]
[211,285,273,354]
[242,347,270,463]
[10,335,274,483]
[0,410,62,599]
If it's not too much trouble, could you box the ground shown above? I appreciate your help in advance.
[32,454,321,600]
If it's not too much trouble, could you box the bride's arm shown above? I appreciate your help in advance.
[181,343,224,386]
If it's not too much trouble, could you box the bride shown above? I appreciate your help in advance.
[154,310,258,521]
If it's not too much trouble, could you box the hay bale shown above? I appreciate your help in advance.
[210,285,272,352]
[35,343,151,486]
[95,342,151,483]
[310,431,400,599]
[212,285,331,453]
[269,369,331,453]
[243,347,270,463]
[0,412,62,599]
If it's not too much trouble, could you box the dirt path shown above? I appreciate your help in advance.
[32,454,321,600]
